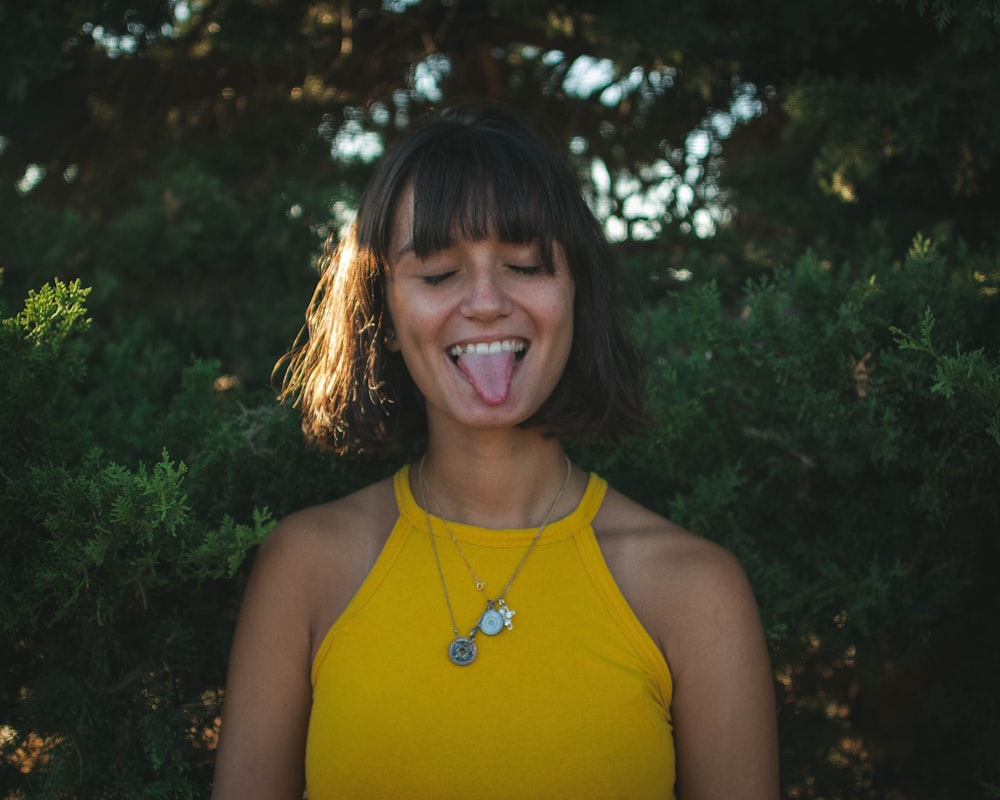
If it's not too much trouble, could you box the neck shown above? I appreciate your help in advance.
[417,429,574,530]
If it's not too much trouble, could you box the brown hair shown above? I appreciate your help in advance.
[278,103,646,454]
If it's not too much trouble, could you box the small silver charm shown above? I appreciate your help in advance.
[448,637,477,666]
[498,599,516,631]
[479,607,505,636]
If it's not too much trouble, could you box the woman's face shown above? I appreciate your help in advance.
[384,186,575,436]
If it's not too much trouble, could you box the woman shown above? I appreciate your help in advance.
[212,104,779,799]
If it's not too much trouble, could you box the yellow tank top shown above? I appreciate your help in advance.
[305,466,675,799]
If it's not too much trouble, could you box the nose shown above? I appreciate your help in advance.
[460,267,513,321]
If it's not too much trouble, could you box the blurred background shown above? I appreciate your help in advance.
[1,1,999,797]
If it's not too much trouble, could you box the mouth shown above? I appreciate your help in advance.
[447,338,528,406]
[448,338,528,364]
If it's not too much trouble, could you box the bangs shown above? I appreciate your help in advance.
[297,104,647,454]
[404,131,563,268]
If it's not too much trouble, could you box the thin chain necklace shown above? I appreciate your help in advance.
[418,455,572,666]
[422,481,488,593]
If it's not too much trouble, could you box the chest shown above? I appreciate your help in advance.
[305,525,676,798]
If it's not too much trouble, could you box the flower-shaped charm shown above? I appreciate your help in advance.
[498,599,516,631]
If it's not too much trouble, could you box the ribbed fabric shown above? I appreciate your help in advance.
[305,465,675,799]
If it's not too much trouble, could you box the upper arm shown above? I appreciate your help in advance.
[211,521,317,800]
[661,546,779,800]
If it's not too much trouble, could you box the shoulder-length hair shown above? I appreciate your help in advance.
[278,103,647,455]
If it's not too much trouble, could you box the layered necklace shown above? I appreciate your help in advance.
[418,455,572,666]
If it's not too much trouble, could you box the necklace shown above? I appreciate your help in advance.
[422,481,487,593]
[418,455,572,666]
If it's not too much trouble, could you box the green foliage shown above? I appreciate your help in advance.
[2,0,999,797]
[1,276,90,349]
[892,300,1000,445]
[1,278,93,471]
[598,233,1000,799]
[0,281,274,798]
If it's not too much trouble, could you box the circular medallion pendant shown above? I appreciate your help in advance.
[448,637,477,666]
[479,608,505,636]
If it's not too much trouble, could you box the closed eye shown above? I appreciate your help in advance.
[422,271,457,286]
[507,264,543,276]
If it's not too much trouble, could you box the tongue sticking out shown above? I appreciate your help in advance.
[456,351,517,406]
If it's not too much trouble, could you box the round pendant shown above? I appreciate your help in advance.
[479,608,505,636]
[448,637,477,666]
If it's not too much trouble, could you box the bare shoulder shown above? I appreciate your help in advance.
[248,474,399,655]
[593,485,747,597]
[594,486,779,797]
[213,475,400,798]
[593,486,761,674]
[261,475,397,569]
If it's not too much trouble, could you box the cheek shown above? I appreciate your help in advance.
[388,300,448,366]
[559,291,576,366]
[553,287,575,340]
[542,290,575,366]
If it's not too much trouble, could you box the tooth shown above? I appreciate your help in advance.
[450,340,527,355]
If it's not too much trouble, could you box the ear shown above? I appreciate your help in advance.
[383,326,401,352]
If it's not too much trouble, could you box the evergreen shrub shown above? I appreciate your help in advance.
[0,278,274,798]
[1,230,998,798]
[578,233,1000,798]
